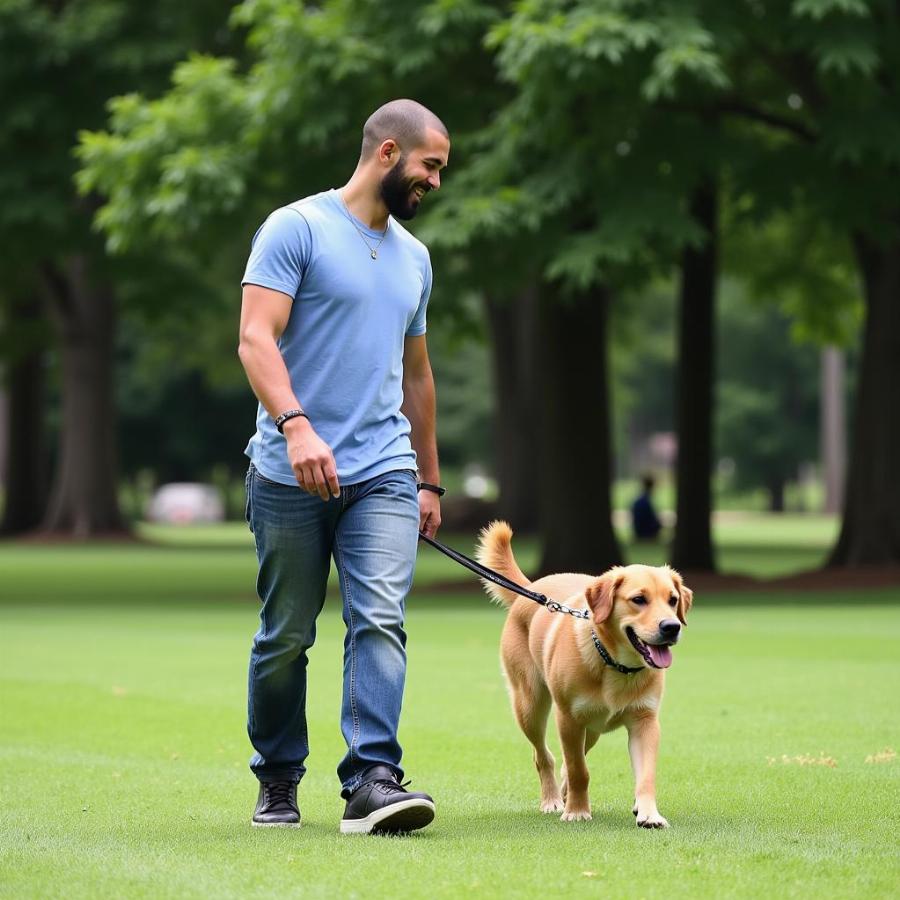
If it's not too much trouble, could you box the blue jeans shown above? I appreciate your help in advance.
[245,464,420,794]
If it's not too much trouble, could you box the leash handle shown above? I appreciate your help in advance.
[417,532,590,620]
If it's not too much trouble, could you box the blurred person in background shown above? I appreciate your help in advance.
[631,474,663,542]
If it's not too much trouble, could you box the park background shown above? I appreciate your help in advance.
[1,1,898,897]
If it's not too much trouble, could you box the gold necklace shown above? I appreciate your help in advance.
[339,192,389,260]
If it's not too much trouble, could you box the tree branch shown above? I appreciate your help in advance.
[713,98,818,143]
[658,97,817,143]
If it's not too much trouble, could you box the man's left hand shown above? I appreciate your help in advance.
[418,490,441,539]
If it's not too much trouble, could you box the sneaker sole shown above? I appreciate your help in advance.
[340,798,435,835]
[251,819,301,828]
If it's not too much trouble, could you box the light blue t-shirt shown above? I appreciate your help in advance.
[241,189,432,486]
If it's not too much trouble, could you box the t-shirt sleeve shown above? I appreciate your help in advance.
[406,253,432,337]
[241,207,312,298]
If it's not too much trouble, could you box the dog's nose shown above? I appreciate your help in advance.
[659,619,681,640]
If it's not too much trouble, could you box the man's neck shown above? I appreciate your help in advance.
[340,175,389,231]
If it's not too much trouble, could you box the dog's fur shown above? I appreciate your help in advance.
[475,521,693,827]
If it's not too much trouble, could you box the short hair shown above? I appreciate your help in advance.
[360,99,448,159]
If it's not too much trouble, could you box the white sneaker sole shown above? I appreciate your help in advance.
[251,819,301,828]
[340,798,435,835]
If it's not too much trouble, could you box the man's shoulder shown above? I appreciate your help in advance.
[282,190,337,226]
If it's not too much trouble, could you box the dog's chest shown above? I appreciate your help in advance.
[569,683,659,731]
[569,695,625,733]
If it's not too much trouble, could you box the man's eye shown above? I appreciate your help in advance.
[631,595,647,605]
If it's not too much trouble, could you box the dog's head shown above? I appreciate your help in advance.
[584,565,693,670]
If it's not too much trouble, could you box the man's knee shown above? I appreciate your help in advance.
[255,619,318,661]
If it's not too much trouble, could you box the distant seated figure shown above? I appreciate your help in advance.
[631,474,662,541]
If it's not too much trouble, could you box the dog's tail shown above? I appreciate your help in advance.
[474,520,531,608]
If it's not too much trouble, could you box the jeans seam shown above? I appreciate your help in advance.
[248,470,260,736]
[333,532,361,773]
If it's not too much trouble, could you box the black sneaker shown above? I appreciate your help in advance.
[252,780,301,828]
[339,765,435,835]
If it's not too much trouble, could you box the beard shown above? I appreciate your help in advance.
[380,156,428,220]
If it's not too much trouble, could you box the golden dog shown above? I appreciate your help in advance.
[475,521,693,827]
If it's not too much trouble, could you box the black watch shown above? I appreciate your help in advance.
[416,482,446,497]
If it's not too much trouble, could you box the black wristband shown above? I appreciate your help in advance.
[274,409,309,433]
[417,482,446,497]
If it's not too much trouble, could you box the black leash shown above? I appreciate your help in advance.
[417,532,589,619]
[417,532,645,674]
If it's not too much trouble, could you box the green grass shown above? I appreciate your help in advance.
[1,523,898,899]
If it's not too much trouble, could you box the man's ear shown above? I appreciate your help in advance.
[584,569,623,624]
[667,568,694,626]
[378,138,399,164]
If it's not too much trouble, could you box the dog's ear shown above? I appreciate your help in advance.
[668,569,694,626]
[585,569,623,624]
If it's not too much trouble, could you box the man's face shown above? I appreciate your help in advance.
[380,128,450,220]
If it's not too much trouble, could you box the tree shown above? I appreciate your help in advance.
[716,284,821,512]
[686,0,900,564]
[445,3,734,572]
[0,0,234,536]
[720,206,862,513]
[672,180,718,569]
[0,293,48,534]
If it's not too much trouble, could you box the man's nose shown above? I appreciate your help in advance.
[427,172,441,191]
[659,619,681,641]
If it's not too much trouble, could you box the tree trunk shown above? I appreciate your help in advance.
[535,282,622,577]
[0,295,49,535]
[484,286,540,532]
[828,234,900,565]
[672,180,718,572]
[40,257,129,537]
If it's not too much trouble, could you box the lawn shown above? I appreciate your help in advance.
[1,521,898,899]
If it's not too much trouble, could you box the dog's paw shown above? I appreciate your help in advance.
[540,797,564,813]
[635,810,669,829]
[560,809,592,822]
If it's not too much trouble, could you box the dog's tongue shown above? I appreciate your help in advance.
[648,644,673,668]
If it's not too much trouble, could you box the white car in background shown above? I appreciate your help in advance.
[147,483,224,524]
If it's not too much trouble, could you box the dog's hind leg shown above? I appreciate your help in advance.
[509,675,563,813]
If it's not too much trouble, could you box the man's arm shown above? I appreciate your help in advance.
[401,333,441,538]
[238,284,339,500]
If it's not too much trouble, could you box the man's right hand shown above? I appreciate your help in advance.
[283,417,341,500]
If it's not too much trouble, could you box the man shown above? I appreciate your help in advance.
[237,99,449,834]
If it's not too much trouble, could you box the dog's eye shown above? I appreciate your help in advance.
[669,596,678,607]
[631,595,647,605]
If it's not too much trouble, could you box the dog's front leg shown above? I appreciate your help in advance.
[556,712,591,821]
[626,712,668,828]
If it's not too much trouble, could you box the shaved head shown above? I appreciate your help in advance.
[360,99,448,160]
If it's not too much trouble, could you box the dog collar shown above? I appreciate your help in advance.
[591,630,644,674]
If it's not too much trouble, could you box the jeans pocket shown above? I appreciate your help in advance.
[253,467,289,488]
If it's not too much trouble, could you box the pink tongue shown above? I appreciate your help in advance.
[647,644,672,668]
